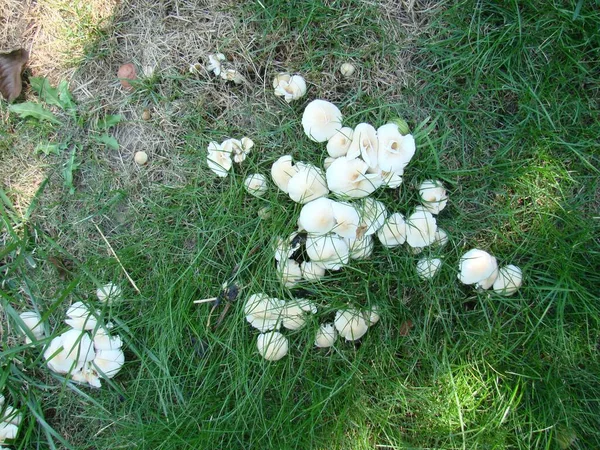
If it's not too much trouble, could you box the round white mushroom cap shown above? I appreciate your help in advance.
[93,328,123,351]
[244,294,285,332]
[257,331,289,361]
[476,266,499,290]
[271,155,299,193]
[96,282,122,304]
[18,310,44,344]
[366,305,381,325]
[244,173,268,198]
[274,232,301,262]
[377,124,416,173]
[71,361,102,388]
[306,234,350,271]
[416,258,443,280]
[326,156,382,198]
[433,228,449,247]
[334,308,369,341]
[274,74,307,103]
[419,180,448,215]
[1,405,21,426]
[278,259,303,288]
[300,261,326,281]
[339,62,356,77]
[458,249,498,285]
[347,235,374,260]
[331,201,360,239]
[377,213,407,248]
[207,141,233,178]
[283,299,317,330]
[65,302,99,331]
[405,207,437,248]
[298,198,335,235]
[314,323,338,348]
[327,127,354,158]
[302,99,343,142]
[44,330,95,374]
[347,123,378,169]
[288,164,329,204]
[358,198,388,236]
[493,265,523,296]
[93,349,125,378]
[380,169,403,189]
[0,422,19,442]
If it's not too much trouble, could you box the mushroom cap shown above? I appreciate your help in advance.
[283,299,317,330]
[93,328,123,351]
[244,294,284,331]
[323,156,336,170]
[433,228,449,247]
[419,180,448,215]
[288,164,329,204]
[278,259,303,287]
[416,258,443,280]
[314,323,338,348]
[244,173,268,198]
[347,123,378,168]
[272,72,291,88]
[366,305,381,325]
[65,302,98,330]
[458,249,498,285]
[1,405,21,426]
[18,310,44,343]
[300,261,326,280]
[298,197,335,235]
[274,74,307,102]
[377,124,416,173]
[327,127,354,158]
[96,282,122,304]
[206,53,225,76]
[331,201,360,239]
[61,329,95,364]
[274,232,301,262]
[377,212,407,248]
[326,156,382,198]
[380,169,403,188]
[475,266,499,290]
[257,331,289,361]
[405,207,437,248]
[271,155,299,193]
[493,265,523,296]
[302,99,343,142]
[94,349,125,378]
[358,197,388,236]
[134,151,148,165]
[207,141,233,177]
[0,422,19,442]
[347,235,374,260]
[72,361,102,388]
[306,234,350,271]
[339,62,356,77]
[334,309,369,341]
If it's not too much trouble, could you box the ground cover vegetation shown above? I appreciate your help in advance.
[1,0,599,448]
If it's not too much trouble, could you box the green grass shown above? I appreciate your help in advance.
[1,0,600,448]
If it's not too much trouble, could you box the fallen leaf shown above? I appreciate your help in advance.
[0,48,28,102]
[117,63,137,90]
[399,320,413,336]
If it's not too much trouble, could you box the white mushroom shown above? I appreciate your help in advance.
[347,235,374,260]
[271,155,298,193]
[377,123,416,173]
[475,267,499,290]
[274,232,301,262]
[377,213,407,248]
[219,69,244,84]
[274,74,307,102]
[232,137,254,164]
[419,180,448,215]
[339,62,356,77]
[458,249,498,285]
[433,228,449,247]
[93,349,125,378]
[96,282,122,304]
[65,302,98,331]
[206,53,226,76]
[18,310,44,344]
[288,164,329,204]
[305,234,350,270]
[300,261,326,280]
[1,405,21,425]
[493,265,523,296]
[347,123,378,168]
[93,328,123,351]
[298,197,335,235]
[283,299,317,330]
[71,361,101,388]
[357,198,388,236]
[405,207,437,248]
[44,330,95,374]
[244,294,284,332]
[326,156,382,198]
[334,308,369,341]
[331,201,360,239]
[323,156,336,170]
[256,331,289,361]
[314,323,337,348]
[244,173,268,198]
[327,127,354,157]
[366,305,381,325]
[380,169,403,189]
[278,259,303,288]
[207,141,232,178]
[0,422,19,443]
[302,100,343,142]
[416,258,443,280]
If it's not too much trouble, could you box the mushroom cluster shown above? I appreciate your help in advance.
[202,53,244,84]
[273,73,307,103]
[458,249,523,295]
[207,137,255,178]
[0,395,22,447]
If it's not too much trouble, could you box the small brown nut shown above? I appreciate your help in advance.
[118,63,137,90]
[134,151,148,165]
[142,109,151,120]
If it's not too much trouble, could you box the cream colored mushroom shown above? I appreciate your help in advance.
[331,201,360,239]
[458,249,498,285]
[416,258,442,280]
[405,207,437,248]
[347,235,374,260]
[257,331,289,361]
[305,234,350,270]
[300,261,326,280]
[327,127,354,157]
[96,282,122,304]
[244,173,268,198]
[326,156,382,198]
[207,141,232,178]
[65,302,98,330]
[357,198,388,236]
[288,164,329,204]
[93,349,125,378]
[377,123,416,173]
[271,155,298,193]
[493,265,523,296]
[302,99,343,142]
[376,213,407,248]
[334,308,369,341]
[347,123,378,168]
[274,74,307,102]
[278,259,303,287]
[18,310,44,344]
[283,299,317,330]
[419,180,448,215]
[339,62,356,77]
[244,294,284,332]
[314,323,337,348]
[298,197,335,235]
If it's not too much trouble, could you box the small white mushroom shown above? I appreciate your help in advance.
[298,197,335,235]
[305,234,350,271]
[377,213,407,248]
[244,294,284,332]
[93,349,125,378]
[220,69,244,84]
[65,302,98,331]
[96,282,122,304]
[377,123,416,173]
[314,323,337,348]
[44,330,95,374]
[339,62,356,77]
[257,331,289,361]
[18,310,44,344]
[405,207,437,248]
[347,123,378,168]
[134,151,148,165]
[302,99,343,142]
[1,405,21,426]
[283,299,317,330]
[274,73,307,102]
[207,141,233,178]
[493,265,523,296]
[419,180,448,215]
[93,328,123,351]
[300,261,326,280]
[244,173,268,198]
[326,156,382,198]
[231,137,254,164]
[206,53,226,76]
[327,127,354,157]
[0,422,19,443]
[366,305,381,325]
[458,249,498,285]
[278,259,303,288]
[357,198,388,236]
[433,228,449,247]
[287,164,329,204]
[323,156,336,170]
[416,258,443,280]
[271,155,299,193]
[334,308,369,341]
[71,361,101,388]
[347,235,374,260]
[380,170,403,189]
[331,201,360,239]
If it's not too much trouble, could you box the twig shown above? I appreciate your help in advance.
[193,297,217,304]
[93,223,140,294]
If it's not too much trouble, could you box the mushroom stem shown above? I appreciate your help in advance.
[193,297,218,304]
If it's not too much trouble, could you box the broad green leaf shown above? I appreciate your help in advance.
[30,77,61,107]
[58,80,76,111]
[92,133,119,150]
[9,102,61,124]
[96,114,122,130]
[34,142,67,156]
